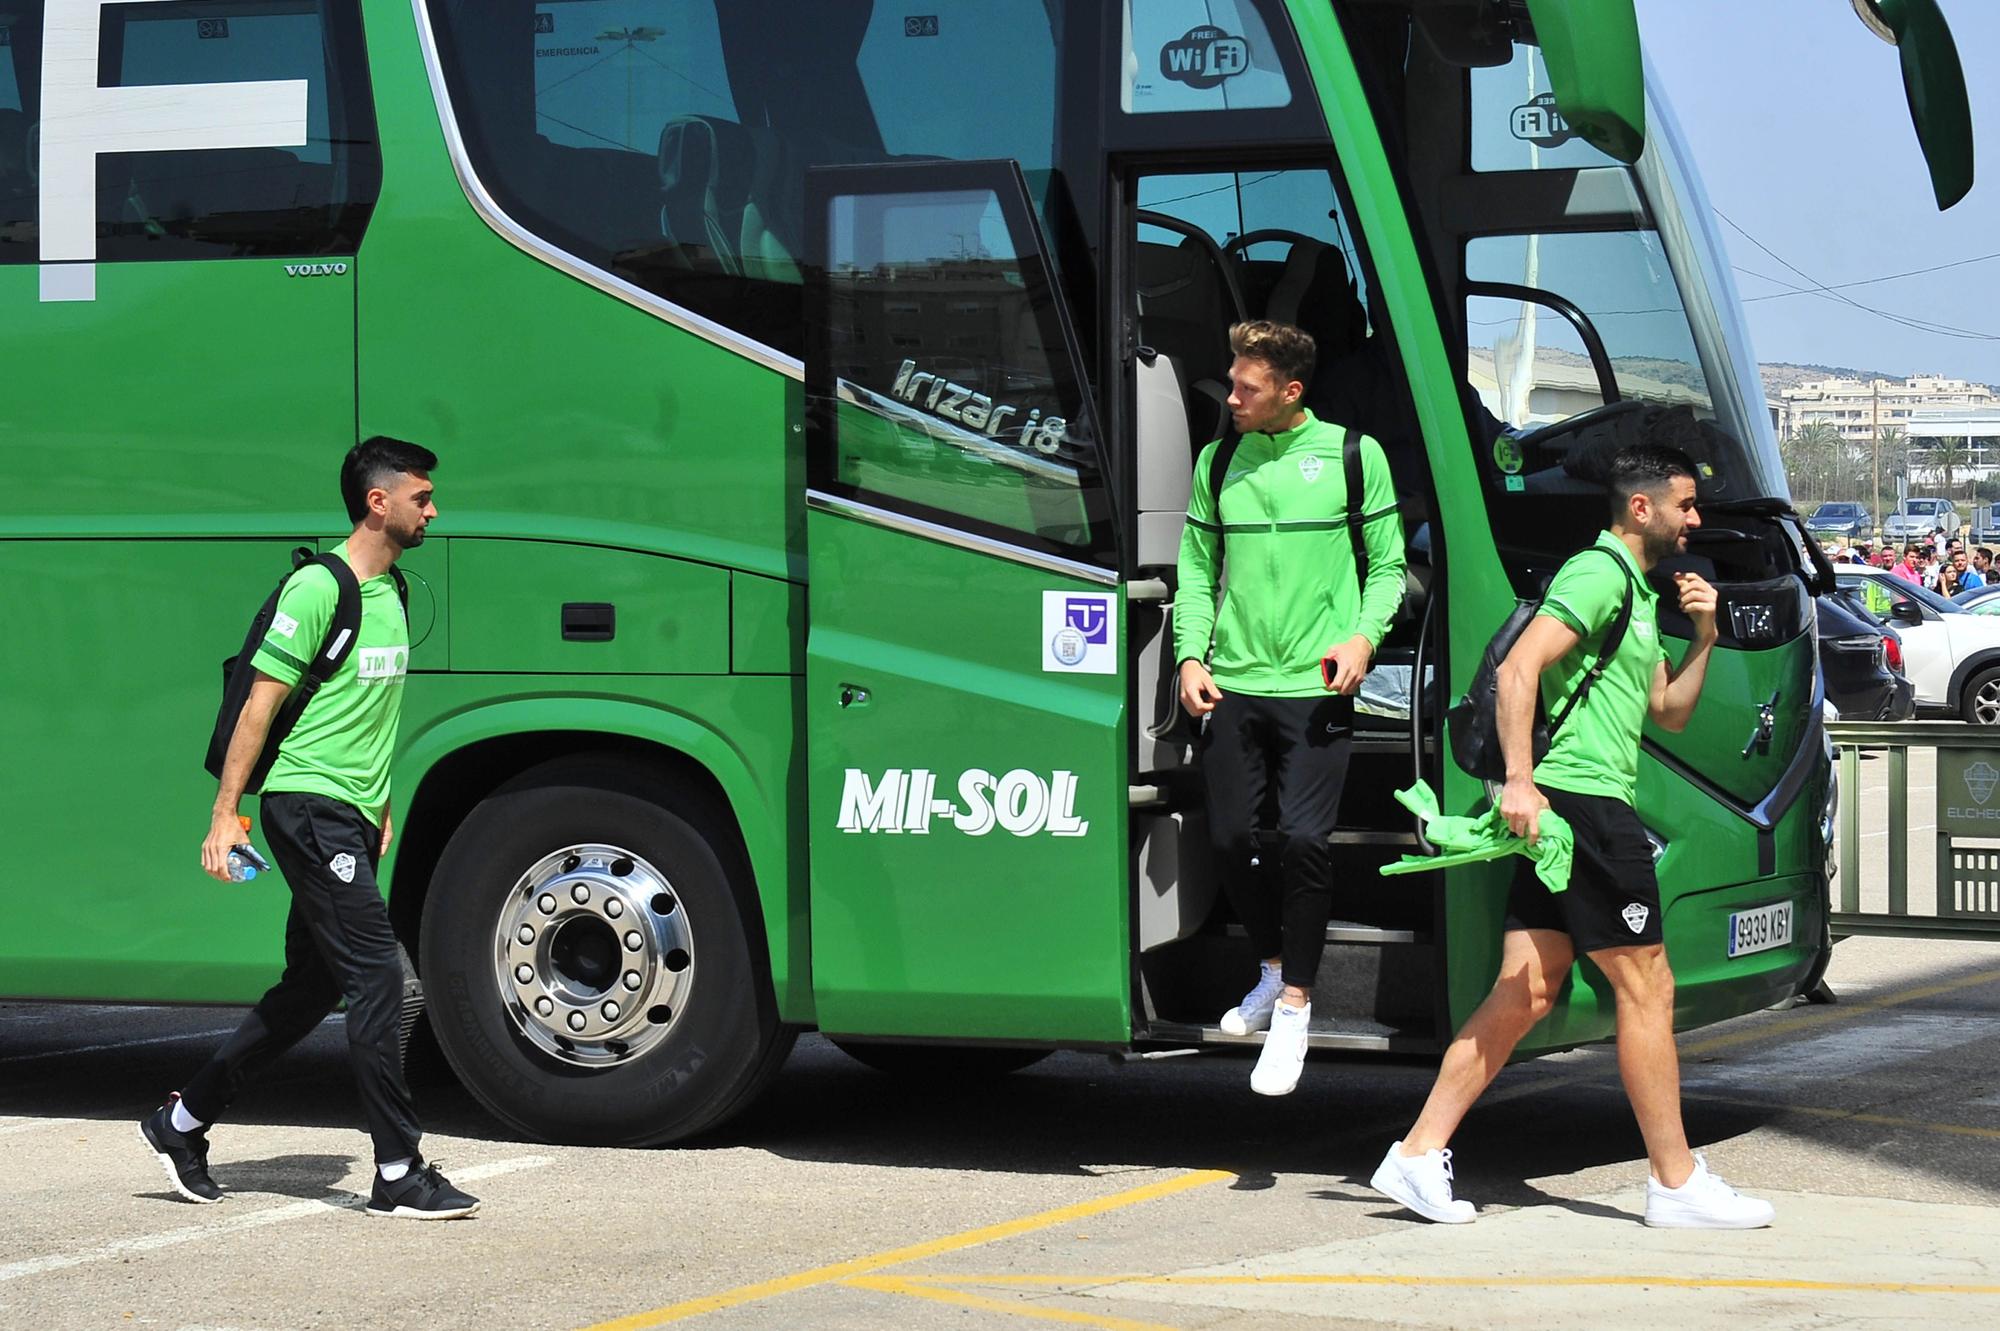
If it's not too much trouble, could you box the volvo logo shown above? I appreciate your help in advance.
[284,262,349,277]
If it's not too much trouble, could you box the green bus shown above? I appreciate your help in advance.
[1,1,1971,1145]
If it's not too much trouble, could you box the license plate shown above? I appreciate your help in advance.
[1726,901,1793,958]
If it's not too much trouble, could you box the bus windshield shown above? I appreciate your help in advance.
[1462,45,1789,503]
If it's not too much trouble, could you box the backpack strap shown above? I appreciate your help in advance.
[1544,548,1637,736]
[298,553,363,696]
[1205,427,1242,559]
[1342,425,1368,590]
[388,565,410,622]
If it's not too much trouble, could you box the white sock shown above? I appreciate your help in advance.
[379,1157,413,1182]
[169,1098,203,1135]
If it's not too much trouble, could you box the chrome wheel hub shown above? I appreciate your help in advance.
[492,843,692,1067]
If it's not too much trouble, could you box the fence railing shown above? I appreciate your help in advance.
[1828,719,2000,940]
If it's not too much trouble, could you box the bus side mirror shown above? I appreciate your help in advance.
[1853,0,1975,209]
[1521,0,1645,163]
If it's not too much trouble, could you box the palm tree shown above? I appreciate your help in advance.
[1926,430,1969,501]
[1783,421,1843,505]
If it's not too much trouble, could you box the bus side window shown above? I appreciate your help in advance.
[6,2,384,264]
[427,0,1063,362]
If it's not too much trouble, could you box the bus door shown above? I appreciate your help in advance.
[0,2,378,1001]
[801,160,1130,1044]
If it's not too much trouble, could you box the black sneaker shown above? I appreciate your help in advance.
[137,1096,222,1204]
[365,1160,480,1220]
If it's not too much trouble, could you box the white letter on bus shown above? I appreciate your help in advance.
[838,769,903,833]
[1045,771,1089,837]
[952,769,997,836]
[994,770,1050,836]
[39,0,309,302]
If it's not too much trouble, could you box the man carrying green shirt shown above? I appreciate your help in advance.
[140,437,479,1220]
[1176,319,1406,1096]
[1370,436,1775,1229]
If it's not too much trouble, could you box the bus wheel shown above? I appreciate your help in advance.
[829,1039,1051,1078]
[420,757,793,1146]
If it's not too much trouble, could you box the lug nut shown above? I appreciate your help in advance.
[567,1011,587,1032]
[601,1001,621,1021]
[571,883,590,904]
[624,931,643,951]
[605,898,623,918]
[515,964,533,984]
[623,971,642,991]
[537,894,557,915]
[517,925,536,945]
[535,996,554,1017]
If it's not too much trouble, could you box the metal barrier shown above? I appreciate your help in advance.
[1828,719,2000,940]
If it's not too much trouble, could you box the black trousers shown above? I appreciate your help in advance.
[1200,692,1353,989]
[181,792,421,1165]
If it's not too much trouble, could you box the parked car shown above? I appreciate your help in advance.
[1805,501,1872,540]
[1881,497,1959,543]
[1952,585,2000,614]
[1817,591,1914,720]
[1836,566,2000,722]
[1971,504,2000,546]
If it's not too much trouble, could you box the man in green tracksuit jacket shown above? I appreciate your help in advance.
[1175,319,1406,1096]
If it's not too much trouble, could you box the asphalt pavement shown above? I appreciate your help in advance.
[2,933,1997,1331]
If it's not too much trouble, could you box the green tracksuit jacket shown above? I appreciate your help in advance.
[1174,410,1407,696]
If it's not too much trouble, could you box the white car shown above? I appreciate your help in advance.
[1836,567,2000,722]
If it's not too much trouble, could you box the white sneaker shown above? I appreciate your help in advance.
[1220,962,1285,1036]
[1369,1141,1476,1224]
[1249,1000,1310,1096]
[1643,1153,1775,1229]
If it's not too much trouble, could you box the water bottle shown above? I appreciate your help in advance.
[228,816,271,883]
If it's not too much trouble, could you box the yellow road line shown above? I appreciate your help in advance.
[1476,964,2000,1112]
[1674,966,2000,1061]
[572,1169,1233,1330]
[896,1273,2000,1295]
[842,1274,1177,1330]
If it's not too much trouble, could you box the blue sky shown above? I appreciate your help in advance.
[1635,0,2000,383]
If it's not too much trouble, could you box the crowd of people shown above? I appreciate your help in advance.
[1821,527,1995,596]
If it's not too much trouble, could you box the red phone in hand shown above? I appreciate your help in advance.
[1320,652,1340,690]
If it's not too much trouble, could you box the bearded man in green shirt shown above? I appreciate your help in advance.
[139,437,479,1220]
[1176,319,1406,1096]
[1371,435,1775,1230]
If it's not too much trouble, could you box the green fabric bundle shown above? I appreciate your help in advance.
[1379,782,1574,894]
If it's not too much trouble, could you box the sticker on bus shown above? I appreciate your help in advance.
[1043,591,1115,673]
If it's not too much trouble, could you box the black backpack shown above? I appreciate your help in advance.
[1445,547,1635,782]
[205,547,408,794]
[1206,423,1372,584]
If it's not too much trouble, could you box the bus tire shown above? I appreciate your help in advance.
[420,757,792,1146]
[829,1039,1051,1078]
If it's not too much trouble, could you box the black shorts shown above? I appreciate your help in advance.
[1503,786,1664,953]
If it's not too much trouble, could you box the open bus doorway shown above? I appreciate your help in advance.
[1122,161,1447,1054]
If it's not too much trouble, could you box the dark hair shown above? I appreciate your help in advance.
[1604,443,1698,524]
[341,435,438,524]
[1227,319,1316,392]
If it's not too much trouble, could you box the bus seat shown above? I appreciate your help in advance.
[1136,349,1197,568]
[1136,236,1233,443]
[658,115,755,276]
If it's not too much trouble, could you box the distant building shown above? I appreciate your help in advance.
[1777,374,1996,442]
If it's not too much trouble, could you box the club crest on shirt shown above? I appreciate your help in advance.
[1298,454,1323,483]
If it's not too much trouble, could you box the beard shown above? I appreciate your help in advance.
[1641,521,1682,564]
[388,520,427,550]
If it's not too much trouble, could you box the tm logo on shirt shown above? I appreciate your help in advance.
[357,646,409,683]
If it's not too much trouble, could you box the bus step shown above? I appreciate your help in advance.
[1142,1019,1434,1055]
[1326,829,1420,847]
[1221,922,1429,946]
